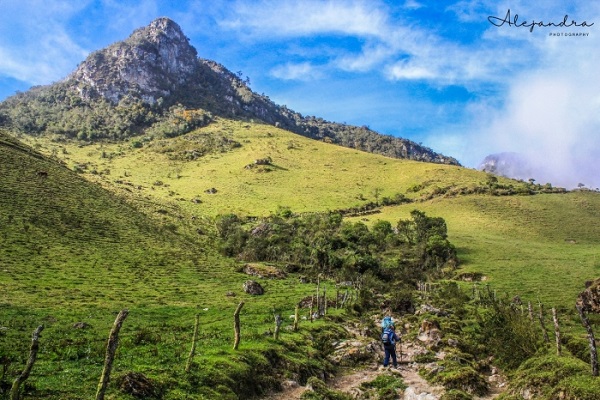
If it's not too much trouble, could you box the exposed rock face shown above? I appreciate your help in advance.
[403,387,438,400]
[418,320,442,348]
[1,17,460,165]
[243,280,264,295]
[577,278,600,313]
[243,263,286,279]
[69,17,198,104]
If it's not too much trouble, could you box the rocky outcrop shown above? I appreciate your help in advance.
[243,264,286,279]
[403,387,438,400]
[69,17,198,104]
[243,280,264,295]
[1,17,459,165]
[418,320,442,348]
[577,278,600,313]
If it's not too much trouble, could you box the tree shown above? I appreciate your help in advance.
[372,187,383,204]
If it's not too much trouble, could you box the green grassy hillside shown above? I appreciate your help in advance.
[17,118,598,312]
[4,118,600,398]
[0,129,337,399]
[19,118,505,216]
[349,193,600,309]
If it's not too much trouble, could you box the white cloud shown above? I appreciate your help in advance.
[0,0,90,85]
[218,0,548,87]
[270,62,323,81]
[220,0,390,38]
[386,61,435,80]
[425,9,600,189]
[403,0,423,11]
[336,43,396,72]
[101,0,160,35]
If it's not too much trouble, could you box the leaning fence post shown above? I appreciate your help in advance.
[185,314,200,373]
[528,302,534,321]
[293,303,300,331]
[10,325,44,400]
[322,287,327,316]
[233,302,245,350]
[316,277,320,316]
[96,309,129,400]
[274,313,282,340]
[576,304,598,376]
[552,308,561,356]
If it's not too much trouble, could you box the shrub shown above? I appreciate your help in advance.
[502,351,600,400]
[360,374,407,400]
[301,377,353,400]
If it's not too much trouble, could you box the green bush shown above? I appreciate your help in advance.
[501,351,600,400]
[301,377,353,400]
[359,374,407,400]
[441,389,473,400]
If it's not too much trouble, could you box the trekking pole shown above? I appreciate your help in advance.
[399,342,403,363]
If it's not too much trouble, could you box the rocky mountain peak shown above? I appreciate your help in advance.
[1,18,459,165]
[69,17,198,104]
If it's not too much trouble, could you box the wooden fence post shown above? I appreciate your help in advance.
[96,309,129,400]
[335,287,340,309]
[323,287,327,316]
[10,325,44,400]
[233,302,245,350]
[293,303,300,332]
[528,302,534,321]
[552,308,561,356]
[576,304,598,376]
[309,296,314,323]
[185,314,200,373]
[316,277,320,316]
[341,289,349,308]
[538,303,550,343]
[274,313,282,340]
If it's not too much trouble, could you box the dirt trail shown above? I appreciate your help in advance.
[262,326,506,400]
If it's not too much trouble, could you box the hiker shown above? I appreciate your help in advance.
[382,324,400,368]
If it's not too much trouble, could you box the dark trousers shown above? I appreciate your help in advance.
[383,344,397,367]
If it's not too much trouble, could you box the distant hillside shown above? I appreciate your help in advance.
[0,128,190,275]
[0,17,458,165]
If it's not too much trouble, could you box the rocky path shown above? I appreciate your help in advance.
[262,325,507,400]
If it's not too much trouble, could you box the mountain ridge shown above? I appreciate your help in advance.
[0,17,459,165]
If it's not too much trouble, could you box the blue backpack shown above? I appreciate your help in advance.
[381,327,395,345]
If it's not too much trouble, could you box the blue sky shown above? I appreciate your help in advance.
[1,0,599,188]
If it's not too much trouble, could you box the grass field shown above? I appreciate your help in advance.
[1,129,343,399]
[21,118,496,216]
[19,118,599,310]
[348,193,600,310]
[4,119,600,398]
